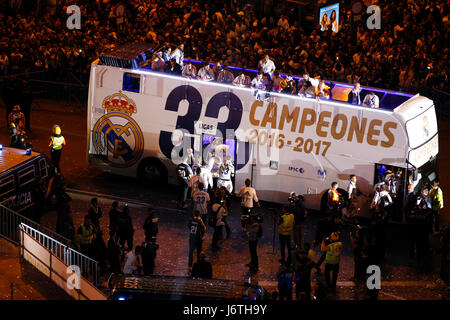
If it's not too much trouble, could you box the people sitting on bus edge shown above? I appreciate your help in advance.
[315,80,331,99]
[197,62,215,81]
[347,82,363,105]
[251,72,268,100]
[151,52,166,72]
[212,62,222,80]
[165,58,182,75]
[161,46,172,62]
[282,76,297,95]
[298,73,319,98]
[258,54,276,80]
[270,71,283,92]
[232,71,251,87]
[362,91,380,108]
[217,66,234,84]
[181,60,197,79]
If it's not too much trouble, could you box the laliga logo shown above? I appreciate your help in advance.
[92,92,144,168]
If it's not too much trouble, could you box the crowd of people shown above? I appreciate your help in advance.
[0,0,448,94]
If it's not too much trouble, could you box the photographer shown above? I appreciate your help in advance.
[210,196,226,250]
[313,213,339,274]
[290,193,306,249]
[321,232,343,292]
[244,215,261,273]
[276,205,295,266]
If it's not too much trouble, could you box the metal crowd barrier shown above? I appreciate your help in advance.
[0,204,68,246]
[19,223,99,287]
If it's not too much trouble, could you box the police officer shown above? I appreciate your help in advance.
[327,182,341,216]
[77,215,95,257]
[276,205,295,266]
[321,232,343,292]
[48,124,66,174]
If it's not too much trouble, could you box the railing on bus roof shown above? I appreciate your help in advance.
[19,223,99,287]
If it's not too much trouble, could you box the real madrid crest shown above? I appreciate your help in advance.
[92,91,144,168]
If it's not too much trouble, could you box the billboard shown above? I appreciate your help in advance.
[319,3,340,32]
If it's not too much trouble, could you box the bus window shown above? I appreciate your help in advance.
[39,158,48,179]
[0,175,15,198]
[122,72,140,93]
[18,165,35,187]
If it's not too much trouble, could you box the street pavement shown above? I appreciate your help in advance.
[0,99,449,300]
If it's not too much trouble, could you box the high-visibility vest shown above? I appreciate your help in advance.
[429,187,444,211]
[80,225,94,245]
[51,135,65,150]
[329,189,340,204]
[326,241,342,265]
[278,213,294,236]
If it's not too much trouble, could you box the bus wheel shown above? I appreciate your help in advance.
[137,159,168,186]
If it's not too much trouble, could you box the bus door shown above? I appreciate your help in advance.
[374,163,406,222]
[201,133,237,191]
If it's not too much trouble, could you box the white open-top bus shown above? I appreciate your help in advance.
[87,44,439,222]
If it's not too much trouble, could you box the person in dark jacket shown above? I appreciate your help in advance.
[109,201,121,242]
[107,230,122,274]
[92,229,107,275]
[87,197,102,231]
[165,58,182,75]
[142,238,159,275]
[117,204,134,252]
[143,207,159,242]
[191,252,212,279]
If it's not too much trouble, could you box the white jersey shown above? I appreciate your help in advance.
[218,162,234,180]
[193,190,210,216]
[200,166,213,191]
[371,190,392,208]
[347,181,357,200]
[238,186,258,208]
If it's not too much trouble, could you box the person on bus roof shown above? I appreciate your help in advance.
[362,91,379,108]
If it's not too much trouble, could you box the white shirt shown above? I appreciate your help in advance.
[363,94,380,108]
[197,67,215,81]
[251,76,266,89]
[193,190,210,216]
[123,251,139,274]
[182,64,197,78]
[218,162,234,180]
[258,59,276,75]
[371,190,392,208]
[347,181,357,199]
[238,186,259,208]
[171,48,184,67]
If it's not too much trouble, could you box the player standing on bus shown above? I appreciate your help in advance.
[217,156,234,193]
[49,124,66,174]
